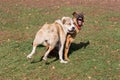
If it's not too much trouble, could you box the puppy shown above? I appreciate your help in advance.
[27,17,75,63]
[64,12,84,61]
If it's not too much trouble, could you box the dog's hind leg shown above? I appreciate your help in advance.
[27,43,37,59]
[27,34,44,59]
[43,46,53,61]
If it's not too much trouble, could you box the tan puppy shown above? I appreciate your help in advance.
[64,12,84,61]
[27,17,75,63]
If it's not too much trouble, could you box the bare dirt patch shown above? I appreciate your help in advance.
[1,0,120,11]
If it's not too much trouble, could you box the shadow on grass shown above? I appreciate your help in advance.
[30,41,90,64]
[68,41,90,56]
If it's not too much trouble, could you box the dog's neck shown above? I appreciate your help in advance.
[76,25,81,30]
[55,19,68,35]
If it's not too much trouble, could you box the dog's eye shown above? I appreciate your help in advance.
[68,23,71,25]
[73,22,76,25]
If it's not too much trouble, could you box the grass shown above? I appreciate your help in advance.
[0,2,120,80]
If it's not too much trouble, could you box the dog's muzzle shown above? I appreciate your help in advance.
[77,18,83,26]
[68,27,75,33]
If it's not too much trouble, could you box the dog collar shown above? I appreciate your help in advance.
[76,25,81,30]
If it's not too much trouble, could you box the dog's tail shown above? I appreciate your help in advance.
[31,42,33,45]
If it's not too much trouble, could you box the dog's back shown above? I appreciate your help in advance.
[34,23,61,47]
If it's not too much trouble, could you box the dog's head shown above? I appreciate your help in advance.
[61,17,75,33]
[72,12,84,30]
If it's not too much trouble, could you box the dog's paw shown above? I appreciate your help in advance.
[65,58,70,61]
[42,57,47,61]
[27,54,32,59]
[60,60,68,64]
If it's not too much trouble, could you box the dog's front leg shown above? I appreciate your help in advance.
[64,35,74,61]
[64,36,71,61]
[59,36,68,63]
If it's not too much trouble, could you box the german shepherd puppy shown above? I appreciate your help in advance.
[64,12,84,61]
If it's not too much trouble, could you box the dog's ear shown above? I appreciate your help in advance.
[72,12,78,17]
[62,17,66,24]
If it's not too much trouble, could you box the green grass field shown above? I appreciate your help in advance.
[0,1,120,80]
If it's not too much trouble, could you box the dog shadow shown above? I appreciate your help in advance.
[30,41,90,64]
[68,41,90,56]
